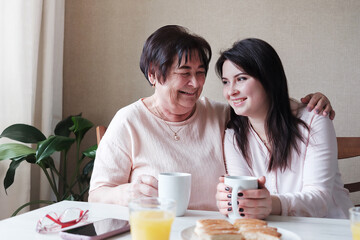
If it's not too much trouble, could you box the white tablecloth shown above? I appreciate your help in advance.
[0,200,352,239]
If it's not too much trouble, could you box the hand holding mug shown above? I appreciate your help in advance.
[127,174,158,200]
[216,176,272,219]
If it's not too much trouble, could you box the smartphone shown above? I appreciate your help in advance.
[59,218,130,240]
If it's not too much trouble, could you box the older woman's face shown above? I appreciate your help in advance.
[155,51,206,115]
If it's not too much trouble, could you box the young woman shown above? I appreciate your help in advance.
[215,38,353,219]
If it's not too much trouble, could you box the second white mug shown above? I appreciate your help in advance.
[158,172,191,217]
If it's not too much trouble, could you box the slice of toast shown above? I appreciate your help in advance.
[234,218,281,240]
[197,219,234,228]
[233,218,268,228]
[195,219,238,236]
[195,219,243,240]
[240,228,282,240]
[194,218,281,240]
[198,229,244,240]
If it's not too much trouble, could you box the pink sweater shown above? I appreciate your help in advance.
[89,97,229,210]
[224,107,353,218]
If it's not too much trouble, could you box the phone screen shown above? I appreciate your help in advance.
[62,218,130,237]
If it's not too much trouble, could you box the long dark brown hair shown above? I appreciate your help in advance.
[216,38,308,172]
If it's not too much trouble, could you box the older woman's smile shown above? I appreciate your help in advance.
[179,89,198,96]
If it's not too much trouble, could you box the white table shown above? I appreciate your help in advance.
[0,200,352,239]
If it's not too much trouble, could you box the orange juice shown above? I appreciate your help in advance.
[130,210,175,240]
[352,222,360,240]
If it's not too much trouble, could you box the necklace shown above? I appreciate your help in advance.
[155,106,184,141]
[250,124,270,148]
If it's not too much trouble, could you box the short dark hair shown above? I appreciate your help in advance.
[216,38,308,172]
[140,25,212,85]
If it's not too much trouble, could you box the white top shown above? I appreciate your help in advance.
[90,97,229,210]
[0,201,353,240]
[225,107,353,218]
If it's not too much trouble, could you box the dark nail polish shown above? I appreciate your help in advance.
[238,192,243,197]
[239,208,244,212]
[228,207,232,211]
[227,194,232,198]
[225,187,230,191]
[228,202,232,206]
[240,213,245,217]
[315,109,320,114]
[307,106,312,112]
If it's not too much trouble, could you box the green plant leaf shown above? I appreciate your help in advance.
[0,143,36,161]
[24,154,37,164]
[65,195,75,201]
[82,144,97,159]
[70,116,94,143]
[40,156,56,169]
[4,158,26,193]
[36,136,75,163]
[82,159,94,176]
[54,113,81,137]
[0,124,46,143]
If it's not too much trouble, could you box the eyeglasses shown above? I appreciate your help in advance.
[36,208,89,233]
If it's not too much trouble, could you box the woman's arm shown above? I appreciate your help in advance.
[88,115,158,205]
[277,113,338,217]
[88,175,158,205]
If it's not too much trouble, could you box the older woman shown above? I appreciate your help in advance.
[89,25,334,211]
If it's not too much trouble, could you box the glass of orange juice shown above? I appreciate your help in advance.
[129,197,176,240]
[350,207,360,240]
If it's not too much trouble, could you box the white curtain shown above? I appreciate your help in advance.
[0,0,64,220]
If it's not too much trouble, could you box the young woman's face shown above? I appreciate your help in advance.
[155,51,206,115]
[222,60,269,119]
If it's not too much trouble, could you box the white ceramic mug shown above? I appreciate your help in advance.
[224,176,258,220]
[158,172,191,217]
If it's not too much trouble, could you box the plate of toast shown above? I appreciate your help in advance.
[181,218,301,240]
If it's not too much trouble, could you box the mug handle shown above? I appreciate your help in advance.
[231,185,241,219]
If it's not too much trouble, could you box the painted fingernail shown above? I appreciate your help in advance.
[227,194,232,198]
[228,202,232,206]
[315,109,320,114]
[239,208,244,212]
[225,187,230,191]
[307,107,312,112]
[240,213,245,217]
[228,207,232,211]
[238,192,243,197]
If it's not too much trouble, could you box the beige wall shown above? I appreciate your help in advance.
[64,0,360,204]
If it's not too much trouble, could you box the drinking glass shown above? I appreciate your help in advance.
[129,197,176,240]
[350,207,360,240]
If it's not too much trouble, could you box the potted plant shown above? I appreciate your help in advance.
[0,114,97,216]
